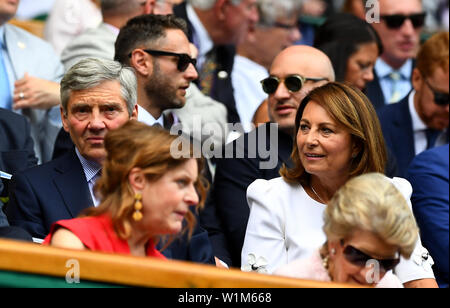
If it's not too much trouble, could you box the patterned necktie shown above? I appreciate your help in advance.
[0,37,12,110]
[425,128,440,150]
[389,71,402,104]
[199,48,217,96]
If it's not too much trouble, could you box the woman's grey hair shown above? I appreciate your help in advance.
[323,173,419,259]
[257,0,302,27]
[189,0,243,10]
[60,58,137,116]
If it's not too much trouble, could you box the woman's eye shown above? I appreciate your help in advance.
[299,124,309,131]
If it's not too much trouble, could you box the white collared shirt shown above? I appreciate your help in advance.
[75,148,102,207]
[408,91,447,155]
[375,58,413,104]
[137,105,164,127]
[186,3,214,70]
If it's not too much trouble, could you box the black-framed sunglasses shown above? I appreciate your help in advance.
[260,74,328,95]
[129,49,197,72]
[340,240,400,272]
[380,13,426,29]
[423,79,449,106]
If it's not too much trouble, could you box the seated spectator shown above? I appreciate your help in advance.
[44,120,207,258]
[313,12,383,92]
[377,31,449,177]
[6,57,138,240]
[1,107,37,227]
[241,82,437,287]
[407,144,449,288]
[232,0,302,134]
[275,172,418,288]
[1,0,65,163]
[201,45,334,268]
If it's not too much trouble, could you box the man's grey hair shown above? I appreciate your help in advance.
[257,0,302,27]
[189,0,243,10]
[60,58,137,116]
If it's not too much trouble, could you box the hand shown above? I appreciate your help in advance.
[13,73,61,110]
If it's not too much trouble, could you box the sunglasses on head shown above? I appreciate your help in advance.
[380,13,426,29]
[423,79,449,106]
[341,240,400,272]
[129,49,197,72]
[260,74,328,95]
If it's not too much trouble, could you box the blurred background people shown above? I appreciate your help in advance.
[276,173,419,288]
[366,0,425,108]
[377,31,449,177]
[313,12,383,93]
[232,0,302,134]
[1,0,64,163]
[44,0,102,56]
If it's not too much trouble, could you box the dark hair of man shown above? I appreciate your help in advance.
[114,14,189,66]
[313,12,383,83]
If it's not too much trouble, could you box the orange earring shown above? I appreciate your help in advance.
[133,192,143,222]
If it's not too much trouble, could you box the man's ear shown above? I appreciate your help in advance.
[214,0,229,21]
[130,104,138,120]
[130,49,153,77]
[60,106,70,133]
[411,68,423,93]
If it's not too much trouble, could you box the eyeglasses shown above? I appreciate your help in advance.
[380,13,426,29]
[341,240,400,272]
[423,79,449,106]
[260,74,328,95]
[130,49,197,72]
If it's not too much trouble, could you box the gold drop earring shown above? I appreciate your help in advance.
[133,192,143,222]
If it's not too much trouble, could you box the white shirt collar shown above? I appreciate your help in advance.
[0,26,5,48]
[75,148,102,182]
[375,58,413,80]
[186,3,214,67]
[408,90,427,132]
[137,104,164,127]
[103,22,120,36]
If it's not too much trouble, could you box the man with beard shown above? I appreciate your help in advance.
[115,14,198,128]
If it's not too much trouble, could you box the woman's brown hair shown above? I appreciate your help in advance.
[83,120,208,245]
[280,82,387,186]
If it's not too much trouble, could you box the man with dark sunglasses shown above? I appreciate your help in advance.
[367,0,425,109]
[378,31,449,178]
[200,45,335,268]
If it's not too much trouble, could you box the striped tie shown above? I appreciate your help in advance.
[389,71,402,104]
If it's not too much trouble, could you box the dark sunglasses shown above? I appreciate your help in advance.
[341,240,400,272]
[129,49,197,72]
[261,74,328,95]
[424,79,449,106]
[380,13,426,29]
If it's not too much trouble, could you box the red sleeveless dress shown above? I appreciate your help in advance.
[43,215,166,259]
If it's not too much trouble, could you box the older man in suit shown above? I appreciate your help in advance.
[378,31,449,177]
[6,58,138,240]
[0,0,65,163]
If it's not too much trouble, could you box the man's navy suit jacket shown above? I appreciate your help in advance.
[377,95,416,177]
[6,149,214,264]
[200,124,294,267]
